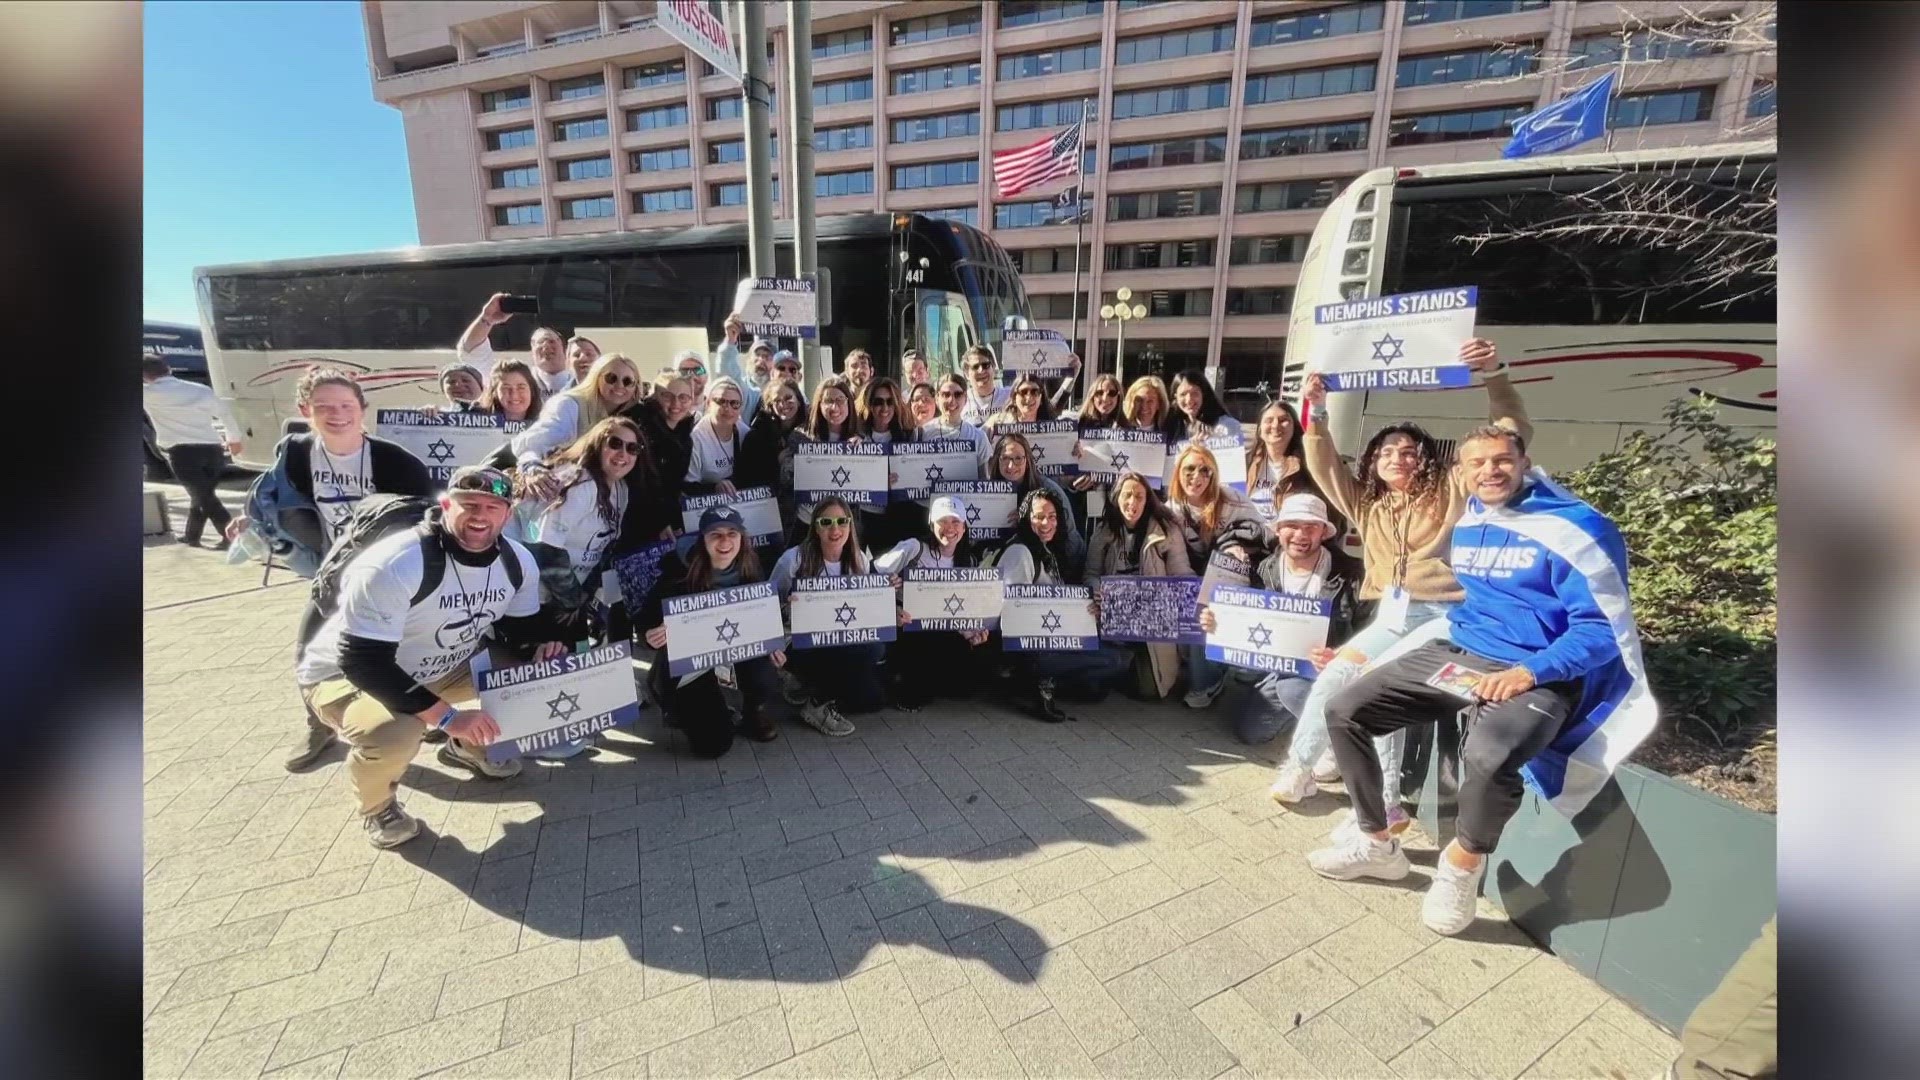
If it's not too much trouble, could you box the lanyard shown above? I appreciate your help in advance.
[1385,494,1417,588]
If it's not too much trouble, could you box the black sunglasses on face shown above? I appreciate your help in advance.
[602,373,636,387]
[872,397,895,407]
[606,437,640,454]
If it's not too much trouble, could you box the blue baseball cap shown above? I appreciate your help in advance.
[698,505,746,538]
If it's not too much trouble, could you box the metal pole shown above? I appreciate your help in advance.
[739,0,775,276]
[1116,313,1126,389]
[785,0,818,379]
[1068,100,1087,388]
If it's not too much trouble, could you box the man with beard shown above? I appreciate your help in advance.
[457,292,571,395]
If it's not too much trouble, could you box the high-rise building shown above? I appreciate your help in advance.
[364,0,1774,388]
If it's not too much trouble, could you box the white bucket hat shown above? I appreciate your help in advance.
[1273,492,1335,532]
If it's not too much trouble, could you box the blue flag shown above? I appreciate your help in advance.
[1503,70,1616,159]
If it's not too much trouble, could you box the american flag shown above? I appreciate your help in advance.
[992,118,1082,199]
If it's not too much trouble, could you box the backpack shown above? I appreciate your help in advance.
[242,433,325,577]
[307,494,525,620]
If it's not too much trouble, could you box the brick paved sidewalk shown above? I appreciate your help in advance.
[143,514,1678,1079]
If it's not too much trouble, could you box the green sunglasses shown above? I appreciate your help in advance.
[814,516,852,528]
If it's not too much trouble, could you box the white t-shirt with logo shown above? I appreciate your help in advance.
[686,420,742,485]
[309,441,372,548]
[530,478,627,585]
[296,529,542,688]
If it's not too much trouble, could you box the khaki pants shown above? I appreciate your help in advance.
[1673,917,1777,1080]
[302,669,480,817]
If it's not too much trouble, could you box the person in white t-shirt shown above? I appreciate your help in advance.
[959,346,1010,427]
[296,466,567,848]
[685,375,747,496]
[768,495,878,737]
[456,293,570,395]
[513,353,645,499]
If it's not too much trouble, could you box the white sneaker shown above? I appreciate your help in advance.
[1326,806,1413,846]
[1422,850,1488,935]
[1183,678,1227,709]
[1268,759,1318,804]
[800,699,857,738]
[1311,748,1342,783]
[1307,834,1411,882]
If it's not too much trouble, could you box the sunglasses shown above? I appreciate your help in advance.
[602,373,636,387]
[1181,465,1214,476]
[775,364,802,375]
[871,397,895,407]
[938,389,964,399]
[1014,388,1041,398]
[679,364,707,376]
[715,400,744,412]
[814,516,851,528]
[605,437,640,454]
[967,362,993,371]
[449,472,513,499]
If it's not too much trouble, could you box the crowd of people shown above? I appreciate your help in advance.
[173,291,1648,939]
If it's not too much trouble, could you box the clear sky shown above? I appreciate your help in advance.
[144,1,417,325]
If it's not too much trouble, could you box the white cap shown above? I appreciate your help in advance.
[928,496,969,526]
[1274,493,1335,531]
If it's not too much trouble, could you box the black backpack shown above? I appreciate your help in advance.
[308,493,524,620]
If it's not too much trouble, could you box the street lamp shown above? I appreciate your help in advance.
[1099,287,1149,385]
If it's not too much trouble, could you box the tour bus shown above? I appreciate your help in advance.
[143,320,209,382]
[1286,140,1775,473]
[194,212,1029,469]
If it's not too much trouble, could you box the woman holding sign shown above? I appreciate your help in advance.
[1084,472,1195,701]
[875,496,989,711]
[854,377,916,550]
[917,374,993,472]
[1269,339,1528,827]
[735,375,805,494]
[623,372,695,509]
[991,490,1131,722]
[684,375,747,497]
[1169,370,1244,446]
[515,353,646,499]
[906,382,937,428]
[1166,443,1264,708]
[991,433,1084,568]
[476,360,544,424]
[784,375,859,533]
[1122,376,1177,438]
[636,506,791,754]
[768,496,881,736]
[983,373,1059,432]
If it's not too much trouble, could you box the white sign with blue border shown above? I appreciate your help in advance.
[788,574,897,649]
[902,568,1003,632]
[931,480,1017,539]
[998,420,1079,477]
[471,642,640,763]
[662,581,786,676]
[733,276,819,339]
[794,441,891,504]
[1077,427,1167,487]
[1001,329,1074,378]
[1001,584,1098,651]
[1311,287,1478,392]
[891,440,980,500]
[1203,584,1331,677]
[375,410,526,483]
[680,487,784,546]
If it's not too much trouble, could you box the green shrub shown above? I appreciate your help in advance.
[1560,399,1776,748]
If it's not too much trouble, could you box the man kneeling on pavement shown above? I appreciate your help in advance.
[1306,424,1655,937]
[293,466,568,848]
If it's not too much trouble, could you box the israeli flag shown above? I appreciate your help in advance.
[1503,69,1616,159]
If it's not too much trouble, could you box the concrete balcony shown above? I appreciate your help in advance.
[1399,11,1555,54]
[1245,29,1388,70]
[1101,162,1230,194]
[1234,148,1374,183]
[1107,108,1235,145]
[1236,91,1377,131]
[1114,1,1241,33]
[1099,218,1226,245]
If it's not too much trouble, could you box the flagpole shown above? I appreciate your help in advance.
[1603,47,1627,152]
[1068,101,1088,405]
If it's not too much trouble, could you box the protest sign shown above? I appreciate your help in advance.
[902,568,1003,632]
[794,441,890,504]
[891,439,980,500]
[680,486,783,545]
[472,642,640,764]
[788,574,897,649]
[1002,585,1098,651]
[1312,286,1477,393]
[734,276,819,339]
[1078,427,1167,487]
[1206,434,1248,493]
[1199,547,1256,603]
[931,480,1017,539]
[1203,585,1332,677]
[1098,576,1204,645]
[997,420,1078,477]
[611,540,676,611]
[1001,329,1074,379]
[662,581,785,676]
[375,410,525,483]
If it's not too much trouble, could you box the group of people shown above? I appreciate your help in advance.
[202,292,1648,939]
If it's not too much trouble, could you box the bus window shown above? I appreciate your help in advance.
[916,288,977,369]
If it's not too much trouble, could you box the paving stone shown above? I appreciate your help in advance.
[210,956,386,1041]
[1396,927,1543,1010]
[1144,925,1272,1007]
[1091,1035,1172,1080]
[1310,910,1433,985]
[144,995,231,1080]
[1070,908,1186,983]
[1520,1012,1676,1079]
[1022,944,1139,1059]
[262,1047,349,1079]
[373,918,523,991]
[1226,884,1363,965]
[267,977,446,1071]
[1152,878,1268,944]
[145,910,287,976]
[1101,967,1235,1080]
[1422,956,1612,1080]
[640,910,707,998]
[337,1000,508,1078]
[1077,863,1186,923]
[428,1029,574,1077]
[1233,947,1359,1029]
[161,932,335,1009]
[1003,1008,1101,1079]
[879,906,970,1004]
[705,921,781,1023]
[437,940,581,1016]
[1323,968,1457,1062]
[746,1031,875,1079]
[840,963,941,1079]
[752,877,826,960]
[499,957,649,1047]
[813,888,888,979]
[919,987,1024,1079]
[182,1020,290,1079]
[1388,1037,1476,1079]
[770,942,859,1053]
[1192,986,1326,1078]
[571,982,713,1077]
[948,925,1051,1029]
[1284,1013,1396,1078]
[998,892,1109,960]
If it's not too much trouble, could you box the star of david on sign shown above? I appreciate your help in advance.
[830,465,851,487]
[1247,623,1273,648]
[1030,348,1048,367]
[922,463,945,483]
[1039,610,1063,633]
[545,690,581,722]
[716,618,741,645]
[833,602,858,627]
[1030,443,1047,464]
[425,438,457,464]
[1370,333,1406,364]
[1109,450,1130,470]
[965,504,983,525]
[942,593,966,616]
[762,300,783,321]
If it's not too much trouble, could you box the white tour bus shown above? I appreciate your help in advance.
[1286,140,1775,473]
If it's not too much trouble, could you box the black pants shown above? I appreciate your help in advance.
[648,654,786,758]
[165,443,231,543]
[786,642,886,713]
[889,631,985,708]
[1325,639,1580,854]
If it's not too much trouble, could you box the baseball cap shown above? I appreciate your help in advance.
[447,465,514,503]
[772,349,796,366]
[699,505,747,537]
[750,337,776,354]
[928,496,969,527]
[1273,493,1335,531]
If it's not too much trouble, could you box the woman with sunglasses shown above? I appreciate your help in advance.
[991,432,1085,573]
[1165,442,1263,709]
[983,372,1059,434]
[1084,471,1195,701]
[735,374,805,495]
[1169,369,1244,448]
[855,377,918,549]
[620,372,694,515]
[874,496,989,711]
[990,489,1131,722]
[514,353,646,501]
[906,381,938,428]
[785,375,858,534]
[768,496,881,737]
[914,373,993,474]
[1061,373,1126,527]
[685,375,748,497]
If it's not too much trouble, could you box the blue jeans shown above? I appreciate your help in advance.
[1182,644,1227,693]
[1235,672,1313,746]
[1282,599,1456,807]
[1026,645,1132,694]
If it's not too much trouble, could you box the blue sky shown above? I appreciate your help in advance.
[145,1,417,324]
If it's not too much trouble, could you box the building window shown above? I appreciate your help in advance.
[1111,82,1230,121]
[1105,239,1216,271]
[1397,45,1538,87]
[997,98,1093,132]
[708,96,744,121]
[923,206,980,227]
[1219,337,1287,394]
[1387,104,1530,145]
[813,26,873,59]
[1136,290,1212,318]
[1747,80,1776,118]
[629,103,688,131]
[706,136,777,164]
[814,77,873,107]
[1403,0,1549,26]
[479,86,532,113]
[635,187,695,213]
[999,1,1102,29]
[549,74,605,102]
[1611,86,1717,128]
[1117,23,1236,66]
[1107,188,1222,221]
[556,156,613,182]
[1245,62,1377,105]
[1568,27,1727,69]
[995,199,1071,229]
[1109,134,1228,172]
[894,110,981,143]
[476,40,528,59]
[485,126,535,151]
[1250,2,1385,46]
[1239,120,1369,160]
[490,166,540,190]
[544,26,600,46]
[624,59,687,89]
[710,180,780,206]
[1235,177,1347,213]
[552,116,609,141]
[494,203,543,227]
[1225,287,1295,316]
[560,196,615,220]
[1118,0,1172,8]
[1025,294,1082,320]
[892,61,981,95]
[890,9,980,46]
[632,145,692,172]
[1008,246,1088,273]
[1229,235,1311,265]
[999,43,1102,82]
[891,159,979,191]
[816,169,874,198]
[814,123,872,153]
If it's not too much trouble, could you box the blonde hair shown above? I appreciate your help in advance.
[1122,376,1170,430]
[563,352,643,428]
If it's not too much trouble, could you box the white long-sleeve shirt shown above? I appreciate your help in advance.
[459,339,572,396]
[143,376,240,450]
[511,394,586,468]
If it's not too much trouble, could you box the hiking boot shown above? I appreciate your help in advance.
[437,740,522,780]
[285,712,337,772]
[1307,834,1411,882]
[363,801,420,849]
[800,699,857,737]
[1025,679,1071,724]
[1268,759,1318,804]
[779,668,810,707]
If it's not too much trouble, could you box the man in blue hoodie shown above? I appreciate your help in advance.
[1305,424,1655,936]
